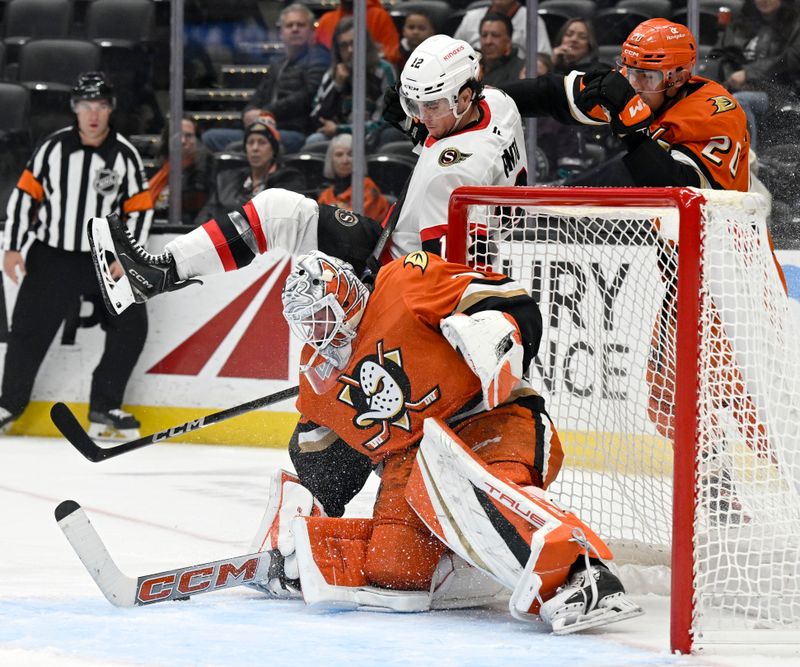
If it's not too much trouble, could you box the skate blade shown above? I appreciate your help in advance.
[551,595,644,635]
[87,423,141,442]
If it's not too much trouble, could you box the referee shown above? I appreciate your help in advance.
[0,72,153,439]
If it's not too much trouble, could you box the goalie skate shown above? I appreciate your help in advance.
[539,562,643,635]
[88,214,199,315]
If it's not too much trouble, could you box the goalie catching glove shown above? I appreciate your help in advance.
[249,469,325,598]
[576,70,652,137]
[440,310,524,410]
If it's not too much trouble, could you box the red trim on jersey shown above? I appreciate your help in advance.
[420,223,448,242]
[202,220,237,272]
[244,200,267,254]
[424,98,493,148]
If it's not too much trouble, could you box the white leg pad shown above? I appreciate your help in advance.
[429,553,507,610]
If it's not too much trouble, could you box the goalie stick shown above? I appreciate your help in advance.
[50,385,299,462]
[55,499,287,606]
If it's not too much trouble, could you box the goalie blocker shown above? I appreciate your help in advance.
[258,420,642,633]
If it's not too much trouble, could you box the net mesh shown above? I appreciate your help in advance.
[453,189,800,645]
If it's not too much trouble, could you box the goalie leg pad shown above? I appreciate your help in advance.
[406,418,611,606]
[293,516,430,613]
[367,450,447,591]
[429,552,507,610]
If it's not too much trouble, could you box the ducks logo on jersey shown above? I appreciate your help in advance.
[337,340,440,450]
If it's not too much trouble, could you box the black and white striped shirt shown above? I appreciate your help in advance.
[3,125,153,252]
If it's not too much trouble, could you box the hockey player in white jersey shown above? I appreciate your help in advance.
[88,35,528,315]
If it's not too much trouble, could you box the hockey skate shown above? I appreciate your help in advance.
[0,406,18,434]
[88,213,201,315]
[88,408,141,442]
[539,560,644,635]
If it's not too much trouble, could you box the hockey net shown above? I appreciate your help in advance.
[446,186,800,653]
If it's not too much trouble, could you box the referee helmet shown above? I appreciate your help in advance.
[71,71,116,111]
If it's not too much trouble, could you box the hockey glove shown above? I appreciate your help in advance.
[382,85,428,147]
[249,469,325,598]
[576,70,653,137]
[440,310,524,410]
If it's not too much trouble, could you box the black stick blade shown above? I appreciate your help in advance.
[50,402,106,462]
[55,499,81,522]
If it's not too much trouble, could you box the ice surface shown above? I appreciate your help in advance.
[0,436,795,667]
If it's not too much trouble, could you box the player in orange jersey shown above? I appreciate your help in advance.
[503,18,752,191]
[248,249,643,634]
[505,19,785,517]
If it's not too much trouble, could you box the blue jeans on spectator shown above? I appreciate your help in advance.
[733,90,769,151]
[202,127,307,154]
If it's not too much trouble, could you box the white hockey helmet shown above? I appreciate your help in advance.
[282,251,369,378]
[399,34,481,121]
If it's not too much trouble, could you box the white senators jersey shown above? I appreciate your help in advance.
[164,89,526,281]
[389,86,527,258]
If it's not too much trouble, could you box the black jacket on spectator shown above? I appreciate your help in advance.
[195,165,306,226]
[245,44,330,135]
[715,1,800,96]
[481,48,526,87]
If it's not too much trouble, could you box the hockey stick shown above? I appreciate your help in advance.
[55,499,282,607]
[50,385,299,463]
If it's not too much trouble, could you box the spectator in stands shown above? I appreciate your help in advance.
[399,10,437,71]
[317,134,390,221]
[202,4,329,154]
[479,13,526,86]
[551,18,600,74]
[714,0,800,149]
[0,72,152,437]
[315,0,401,68]
[195,117,305,225]
[150,116,213,225]
[534,31,610,183]
[454,0,551,57]
[306,18,396,148]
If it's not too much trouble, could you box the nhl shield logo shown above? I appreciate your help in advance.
[94,168,120,196]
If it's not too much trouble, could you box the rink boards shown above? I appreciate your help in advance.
[2,234,800,462]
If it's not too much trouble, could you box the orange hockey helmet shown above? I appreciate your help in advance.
[620,19,697,89]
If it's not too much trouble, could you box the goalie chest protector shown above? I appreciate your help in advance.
[297,254,486,461]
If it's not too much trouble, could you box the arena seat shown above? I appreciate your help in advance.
[592,8,651,45]
[615,0,671,19]
[366,154,417,199]
[539,0,597,19]
[2,0,72,63]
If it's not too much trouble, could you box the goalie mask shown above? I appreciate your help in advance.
[399,35,481,123]
[282,251,369,387]
[619,19,696,93]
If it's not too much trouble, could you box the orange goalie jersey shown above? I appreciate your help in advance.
[297,252,540,463]
[644,76,750,192]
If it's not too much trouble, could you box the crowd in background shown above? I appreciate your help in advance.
[0,0,798,239]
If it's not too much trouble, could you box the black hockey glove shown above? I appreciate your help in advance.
[576,70,653,137]
[575,69,609,114]
[382,84,428,147]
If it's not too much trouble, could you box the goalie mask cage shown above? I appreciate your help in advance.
[446,186,800,654]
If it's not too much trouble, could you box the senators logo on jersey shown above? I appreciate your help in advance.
[438,147,472,167]
[337,340,440,450]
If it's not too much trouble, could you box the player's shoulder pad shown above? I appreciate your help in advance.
[402,250,435,274]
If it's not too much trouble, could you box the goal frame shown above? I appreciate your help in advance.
[447,186,705,654]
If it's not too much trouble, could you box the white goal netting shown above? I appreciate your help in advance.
[448,187,800,650]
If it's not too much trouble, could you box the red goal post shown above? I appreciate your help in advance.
[446,186,800,654]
